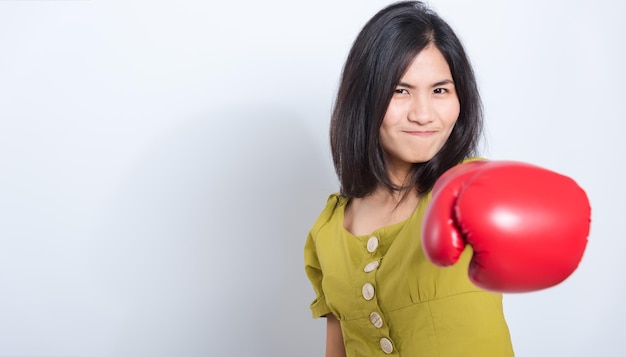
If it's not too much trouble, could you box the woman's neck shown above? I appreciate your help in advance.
[371,185,418,208]
[386,163,413,189]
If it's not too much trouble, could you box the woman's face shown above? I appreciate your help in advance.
[379,44,460,174]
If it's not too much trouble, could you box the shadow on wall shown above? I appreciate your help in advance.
[88,106,331,357]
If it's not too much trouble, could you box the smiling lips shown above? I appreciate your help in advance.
[404,130,437,137]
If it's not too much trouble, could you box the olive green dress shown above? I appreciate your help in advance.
[304,191,514,356]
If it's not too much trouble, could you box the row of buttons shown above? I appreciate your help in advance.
[362,235,395,354]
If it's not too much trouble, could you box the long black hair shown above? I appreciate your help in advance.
[330,1,483,197]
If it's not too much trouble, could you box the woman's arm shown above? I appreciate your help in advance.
[325,314,346,357]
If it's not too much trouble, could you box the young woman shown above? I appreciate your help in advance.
[304,1,515,356]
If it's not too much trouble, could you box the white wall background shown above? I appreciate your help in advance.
[0,0,623,356]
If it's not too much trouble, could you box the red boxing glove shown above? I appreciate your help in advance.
[421,160,591,293]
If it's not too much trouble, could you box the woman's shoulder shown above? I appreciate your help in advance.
[461,156,488,164]
[308,193,347,238]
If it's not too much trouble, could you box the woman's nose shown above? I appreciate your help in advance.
[407,95,434,124]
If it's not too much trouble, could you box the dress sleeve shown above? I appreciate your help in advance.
[303,194,340,319]
[304,230,332,318]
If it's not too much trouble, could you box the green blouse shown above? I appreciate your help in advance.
[304,191,514,356]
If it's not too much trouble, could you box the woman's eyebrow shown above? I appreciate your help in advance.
[397,81,415,89]
[432,79,455,87]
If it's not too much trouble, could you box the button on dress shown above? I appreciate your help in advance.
[304,191,514,356]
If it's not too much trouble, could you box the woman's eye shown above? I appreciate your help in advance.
[394,88,409,94]
[433,88,448,94]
